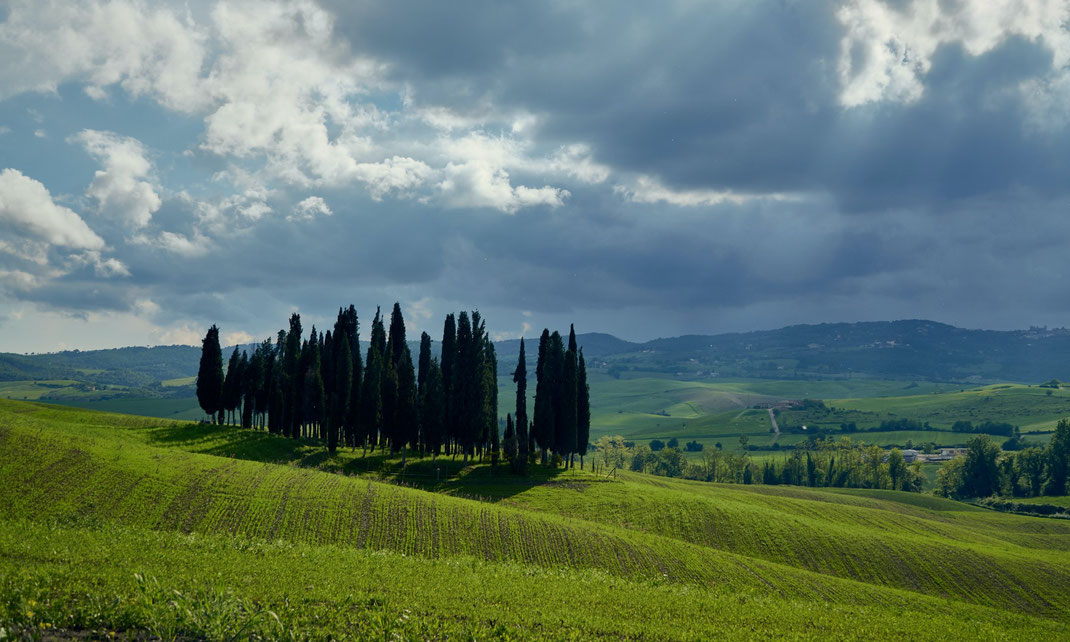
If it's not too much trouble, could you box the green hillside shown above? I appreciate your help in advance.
[2,399,1069,638]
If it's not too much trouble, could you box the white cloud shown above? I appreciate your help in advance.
[131,230,211,258]
[837,0,1070,107]
[0,126,10,136]
[156,323,204,346]
[0,0,210,112]
[32,129,45,138]
[222,330,254,346]
[0,168,105,249]
[68,250,131,277]
[353,156,434,200]
[0,0,603,215]
[439,160,568,213]
[288,196,332,222]
[72,129,161,228]
[615,175,795,207]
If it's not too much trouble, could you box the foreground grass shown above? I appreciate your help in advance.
[5,518,1064,641]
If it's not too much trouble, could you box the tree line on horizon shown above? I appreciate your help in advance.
[195,304,590,470]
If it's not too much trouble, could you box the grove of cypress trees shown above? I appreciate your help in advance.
[196,324,224,423]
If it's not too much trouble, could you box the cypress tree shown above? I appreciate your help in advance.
[484,335,499,466]
[509,338,526,472]
[381,356,399,451]
[532,329,554,463]
[421,358,445,458]
[244,346,262,430]
[387,302,407,367]
[453,312,477,461]
[321,330,334,419]
[440,314,457,455]
[396,345,419,463]
[549,330,567,462]
[513,338,529,474]
[303,327,325,440]
[360,339,383,453]
[577,348,590,470]
[337,305,363,448]
[237,350,251,428]
[222,347,242,424]
[328,333,352,454]
[417,332,432,453]
[561,326,578,467]
[504,413,516,464]
[283,313,303,439]
[196,324,224,423]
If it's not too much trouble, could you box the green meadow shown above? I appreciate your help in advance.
[1,398,1068,639]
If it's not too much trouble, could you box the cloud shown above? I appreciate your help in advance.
[0,168,104,250]
[0,0,209,111]
[837,0,1070,107]
[615,175,796,207]
[288,196,332,222]
[72,129,161,228]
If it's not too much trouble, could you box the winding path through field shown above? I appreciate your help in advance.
[768,408,780,444]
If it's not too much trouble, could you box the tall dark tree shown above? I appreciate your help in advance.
[532,329,554,463]
[222,347,242,424]
[513,338,529,473]
[421,358,445,458]
[336,305,363,448]
[360,338,383,453]
[440,314,457,455]
[196,324,224,423]
[549,330,569,462]
[504,413,517,463]
[303,327,326,440]
[396,345,419,463]
[417,332,432,398]
[453,311,479,460]
[387,302,407,367]
[484,335,499,466]
[560,326,579,467]
[577,347,591,470]
[328,333,352,454]
[283,313,303,439]
[243,346,262,430]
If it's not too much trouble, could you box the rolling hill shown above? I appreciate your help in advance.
[1,399,1068,638]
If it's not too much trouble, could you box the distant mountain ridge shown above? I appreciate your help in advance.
[7,319,1070,384]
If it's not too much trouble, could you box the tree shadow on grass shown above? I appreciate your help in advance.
[143,422,588,501]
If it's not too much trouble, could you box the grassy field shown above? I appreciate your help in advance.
[1,398,1069,638]
[586,378,1069,451]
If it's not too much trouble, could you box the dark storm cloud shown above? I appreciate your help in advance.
[327,0,1069,209]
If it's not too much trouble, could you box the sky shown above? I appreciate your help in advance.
[1,0,1070,352]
